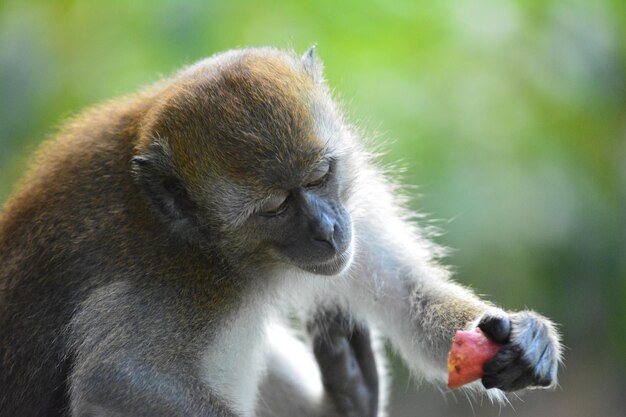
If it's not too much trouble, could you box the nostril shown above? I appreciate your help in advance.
[312,217,337,250]
[314,236,338,252]
[313,228,333,244]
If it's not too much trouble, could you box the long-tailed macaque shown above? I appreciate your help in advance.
[0,47,561,417]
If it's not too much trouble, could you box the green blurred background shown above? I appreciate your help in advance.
[1,0,624,415]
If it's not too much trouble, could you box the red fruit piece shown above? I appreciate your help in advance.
[447,327,502,389]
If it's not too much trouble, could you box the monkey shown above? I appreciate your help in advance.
[0,46,561,417]
[0,47,379,417]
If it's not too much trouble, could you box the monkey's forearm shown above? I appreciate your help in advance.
[347,259,488,382]
[73,402,236,417]
[70,356,239,417]
[408,278,487,365]
[70,353,239,417]
[68,286,242,417]
[343,191,489,381]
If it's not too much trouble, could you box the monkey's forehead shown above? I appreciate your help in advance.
[160,49,333,188]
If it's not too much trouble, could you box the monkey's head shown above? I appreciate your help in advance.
[132,47,356,276]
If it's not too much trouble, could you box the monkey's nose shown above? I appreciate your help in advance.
[312,214,337,251]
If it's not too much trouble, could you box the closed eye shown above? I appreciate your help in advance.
[305,160,331,188]
[259,192,289,217]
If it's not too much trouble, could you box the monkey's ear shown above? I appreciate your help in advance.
[302,45,324,84]
[131,144,197,234]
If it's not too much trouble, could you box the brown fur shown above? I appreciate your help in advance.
[139,51,323,191]
[0,47,323,417]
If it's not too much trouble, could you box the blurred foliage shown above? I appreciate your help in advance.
[1,0,625,415]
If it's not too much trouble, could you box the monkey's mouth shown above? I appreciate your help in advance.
[301,246,353,276]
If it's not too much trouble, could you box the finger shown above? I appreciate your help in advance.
[313,334,372,417]
[501,369,537,392]
[314,336,363,387]
[347,327,379,415]
[482,358,529,391]
[483,344,521,375]
[479,314,511,344]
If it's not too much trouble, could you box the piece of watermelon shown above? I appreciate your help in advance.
[447,327,502,389]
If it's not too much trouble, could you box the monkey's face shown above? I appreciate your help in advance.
[133,48,356,276]
[246,158,354,276]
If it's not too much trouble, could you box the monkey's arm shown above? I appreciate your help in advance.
[70,355,237,417]
[68,284,238,417]
[256,317,379,417]
[341,169,561,392]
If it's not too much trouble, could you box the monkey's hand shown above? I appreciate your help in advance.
[308,311,379,417]
[476,310,561,392]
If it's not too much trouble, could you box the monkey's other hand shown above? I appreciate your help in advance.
[477,310,561,392]
[308,312,378,417]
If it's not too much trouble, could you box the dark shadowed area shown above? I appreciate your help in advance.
[1,0,624,415]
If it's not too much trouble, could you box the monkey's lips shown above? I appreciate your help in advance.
[301,246,353,276]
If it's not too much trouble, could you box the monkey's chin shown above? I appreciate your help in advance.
[299,247,353,276]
